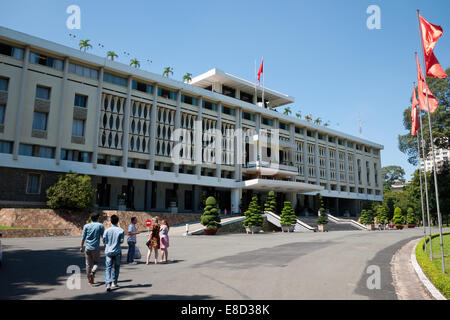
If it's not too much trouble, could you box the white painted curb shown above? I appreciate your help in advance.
[410,239,446,300]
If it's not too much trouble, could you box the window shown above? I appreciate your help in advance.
[29,51,63,70]
[0,78,8,91]
[295,127,303,134]
[0,43,24,59]
[242,111,255,121]
[307,130,315,138]
[32,112,48,131]
[0,104,5,124]
[261,117,273,126]
[110,156,120,166]
[318,133,325,140]
[26,173,41,194]
[103,72,127,87]
[132,80,153,94]
[279,122,289,131]
[182,94,198,106]
[72,119,85,137]
[202,100,217,111]
[74,94,88,108]
[222,85,235,98]
[222,105,235,116]
[338,139,345,146]
[69,63,98,80]
[157,87,176,100]
[328,136,336,143]
[240,91,253,103]
[0,141,12,154]
[347,141,354,148]
[38,146,54,158]
[36,86,50,100]
[79,152,90,163]
[19,144,33,156]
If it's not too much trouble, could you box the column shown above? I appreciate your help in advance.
[216,102,222,181]
[325,134,331,190]
[303,130,308,183]
[122,76,133,171]
[231,188,241,214]
[55,57,69,165]
[361,154,368,194]
[173,90,182,176]
[314,131,320,185]
[335,147,341,191]
[344,148,350,192]
[289,124,296,182]
[149,84,158,173]
[234,107,242,181]
[92,67,104,168]
[195,96,203,179]
[12,46,30,160]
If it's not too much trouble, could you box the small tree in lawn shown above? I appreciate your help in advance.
[280,201,297,229]
[243,195,263,230]
[392,207,404,227]
[46,173,95,210]
[407,207,417,225]
[201,196,221,230]
[264,190,277,213]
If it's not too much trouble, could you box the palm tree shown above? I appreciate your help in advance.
[79,39,92,52]
[283,107,292,116]
[305,114,313,122]
[107,51,118,61]
[183,72,192,83]
[163,67,174,77]
[314,118,322,125]
[295,112,301,119]
[130,58,140,68]
[324,121,330,127]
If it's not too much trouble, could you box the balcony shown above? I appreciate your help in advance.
[243,160,298,177]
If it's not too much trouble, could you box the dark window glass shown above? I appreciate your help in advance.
[0,105,5,124]
[36,86,50,100]
[0,78,8,91]
[32,112,48,130]
[0,141,12,154]
[74,94,87,108]
[240,91,253,103]
[19,144,33,156]
[26,173,41,194]
[222,85,236,98]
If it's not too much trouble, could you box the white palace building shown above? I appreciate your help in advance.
[0,27,383,216]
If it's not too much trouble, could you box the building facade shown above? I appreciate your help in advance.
[420,147,449,172]
[0,27,383,216]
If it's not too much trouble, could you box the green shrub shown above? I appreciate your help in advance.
[317,214,328,225]
[243,195,263,227]
[392,207,404,226]
[375,205,388,224]
[264,190,277,213]
[280,201,297,226]
[407,208,417,224]
[46,174,95,210]
[360,209,374,225]
[201,196,221,229]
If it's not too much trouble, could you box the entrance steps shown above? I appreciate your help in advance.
[264,211,315,232]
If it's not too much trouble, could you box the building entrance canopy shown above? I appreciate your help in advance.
[238,179,323,193]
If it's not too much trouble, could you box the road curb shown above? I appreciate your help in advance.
[410,238,446,300]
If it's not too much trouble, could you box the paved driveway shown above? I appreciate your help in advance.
[0,227,442,300]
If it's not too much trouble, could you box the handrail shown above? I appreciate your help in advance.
[326,214,367,230]
[264,211,315,232]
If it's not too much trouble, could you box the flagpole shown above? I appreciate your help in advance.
[262,57,265,108]
[415,53,433,260]
[414,82,428,253]
[417,10,445,273]
[254,60,257,103]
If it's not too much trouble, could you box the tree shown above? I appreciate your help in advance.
[130,58,140,68]
[283,107,291,116]
[398,68,449,165]
[305,114,312,122]
[243,195,263,228]
[295,112,301,119]
[280,201,297,226]
[407,207,417,224]
[107,51,118,61]
[46,174,95,210]
[360,209,374,225]
[323,121,330,127]
[200,196,221,230]
[382,165,405,192]
[163,67,174,77]
[182,73,192,83]
[264,190,277,213]
[314,118,322,125]
[375,205,388,225]
[429,163,450,226]
[392,207,404,226]
[79,39,92,52]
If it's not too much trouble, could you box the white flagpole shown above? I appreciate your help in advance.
[415,53,434,260]
[254,60,257,103]
[261,57,264,108]
[414,82,428,253]
[417,11,446,273]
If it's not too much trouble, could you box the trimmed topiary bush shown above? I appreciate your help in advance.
[243,195,263,228]
[46,173,95,210]
[392,207,404,226]
[201,196,221,230]
[264,190,277,213]
[375,205,388,225]
[317,214,328,225]
[280,201,297,226]
[360,209,374,225]
[407,208,417,224]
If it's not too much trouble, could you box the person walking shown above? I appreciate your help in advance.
[146,217,160,265]
[80,212,104,286]
[159,219,170,263]
[127,217,140,264]
[103,215,124,292]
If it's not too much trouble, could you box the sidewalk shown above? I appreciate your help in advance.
[391,238,433,300]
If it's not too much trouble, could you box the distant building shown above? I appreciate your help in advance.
[420,147,449,172]
[390,180,410,192]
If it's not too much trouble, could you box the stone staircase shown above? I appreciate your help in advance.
[296,215,365,231]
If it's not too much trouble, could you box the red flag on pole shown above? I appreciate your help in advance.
[419,14,448,79]
[411,88,420,136]
[416,54,439,113]
[257,59,263,85]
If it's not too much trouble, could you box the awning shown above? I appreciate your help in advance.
[237,179,323,193]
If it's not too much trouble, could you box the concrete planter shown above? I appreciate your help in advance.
[281,225,295,232]
[366,224,375,231]
[203,228,218,235]
[245,226,261,234]
[407,224,416,228]
[318,224,327,232]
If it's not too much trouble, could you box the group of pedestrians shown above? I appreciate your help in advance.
[80,213,170,292]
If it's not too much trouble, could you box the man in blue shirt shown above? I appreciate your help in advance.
[127,217,140,264]
[80,212,104,286]
[103,214,124,291]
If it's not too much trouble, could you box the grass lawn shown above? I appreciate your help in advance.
[416,233,450,299]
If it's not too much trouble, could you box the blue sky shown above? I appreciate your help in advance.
[1,0,449,179]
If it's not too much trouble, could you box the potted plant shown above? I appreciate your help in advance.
[317,212,328,232]
[264,190,277,213]
[375,205,388,230]
[360,209,375,231]
[280,201,297,232]
[200,196,221,235]
[406,208,417,228]
[243,195,263,234]
[392,207,404,230]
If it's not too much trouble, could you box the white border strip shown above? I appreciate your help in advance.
[410,240,446,300]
